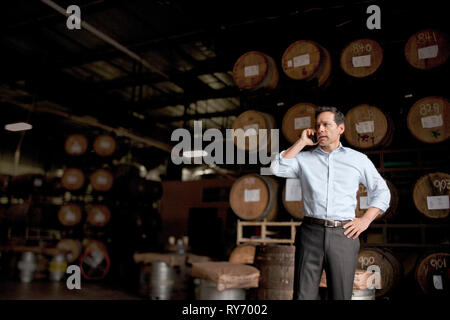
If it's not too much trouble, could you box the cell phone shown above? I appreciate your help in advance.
[309,133,317,143]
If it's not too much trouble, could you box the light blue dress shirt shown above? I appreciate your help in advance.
[270,143,391,221]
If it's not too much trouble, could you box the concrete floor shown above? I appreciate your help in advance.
[0,280,144,300]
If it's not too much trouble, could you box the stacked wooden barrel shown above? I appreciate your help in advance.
[229,174,279,221]
[357,248,403,298]
[93,134,117,157]
[57,203,83,227]
[413,172,450,219]
[415,252,449,296]
[232,51,279,90]
[79,240,111,280]
[344,104,394,149]
[340,38,383,78]
[407,96,449,144]
[281,40,332,87]
[232,110,276,153]
[404,29,449,70]
[86,204,111,227]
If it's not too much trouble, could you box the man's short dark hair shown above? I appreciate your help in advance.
[316,106,345,125]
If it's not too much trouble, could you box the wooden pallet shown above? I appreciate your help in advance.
[236,219,302,244]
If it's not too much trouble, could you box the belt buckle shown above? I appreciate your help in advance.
[324,220,337,228]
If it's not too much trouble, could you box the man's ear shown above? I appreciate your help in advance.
[339,123,345,135]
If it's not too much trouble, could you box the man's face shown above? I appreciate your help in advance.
[315,111,345,147]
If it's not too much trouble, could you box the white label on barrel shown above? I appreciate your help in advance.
[352,55,371,67]
[244,189,260,202]
[286,179,302,201]
[94,213,105,223]
[418,45,439,59]
[66,211,76,222]
[293,54,310,67]
[355,121,375,134]
[287,60,293,67]
[244,65,259,77]
[359,196,370,209]
[421,114,443,128]
[433,275,443,290]
[100,140,111,149]
[71,142,82,153]
[243,123,259,136]
[67,175,78,184]
[427,195,449,210]
[97,175,108,185]
[294,117,311,130]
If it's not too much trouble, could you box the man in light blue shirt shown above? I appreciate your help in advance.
[270,106,390,300]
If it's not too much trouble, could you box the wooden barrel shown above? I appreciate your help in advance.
[407,96,449,144]
[232,51,279,90]
[281,179,304,220]
[79,240,111,280]
[413,172,450,219]
[56,239,82,263]
[358,248,403,298]
[340,38,383,78]
[229,174,279,221]
[355,180,399,220]
[281,40,332,87]
[415,252,450,296]
[61,168,85,191]
[404,29,449,70]
[93,134,116,157]
[64,134,88,156]
[254,245,295,300]
[57,203,82,226]
[232,110,276,152]
[344,104,394,149]
[229,244,256,264]
[281,103,317,144]
[90,169,114,192]
[86,204,111,227]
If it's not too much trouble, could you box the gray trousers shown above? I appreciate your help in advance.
[293,222,360,300]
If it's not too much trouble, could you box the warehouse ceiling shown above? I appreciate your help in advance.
[1,0,448,166]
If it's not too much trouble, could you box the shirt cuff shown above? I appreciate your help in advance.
[279,150,297,165]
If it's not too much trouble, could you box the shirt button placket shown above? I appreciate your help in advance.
[326,154,333,218]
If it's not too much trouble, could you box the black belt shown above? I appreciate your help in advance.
[303,216,351,228]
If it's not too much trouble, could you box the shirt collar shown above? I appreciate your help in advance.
[313,142,345,154]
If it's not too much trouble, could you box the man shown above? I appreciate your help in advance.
[270,106,390,300]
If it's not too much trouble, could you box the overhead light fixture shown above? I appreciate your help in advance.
[182,150,208,158]
[4,122,32,132]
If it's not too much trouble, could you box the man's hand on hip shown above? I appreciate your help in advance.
[343,207,381,239]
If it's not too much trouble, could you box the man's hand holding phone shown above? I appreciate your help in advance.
[300,128,319,146]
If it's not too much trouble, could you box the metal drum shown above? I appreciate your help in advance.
[196,279,246,300]
[139,262,176,300]
[17,252,37,283]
